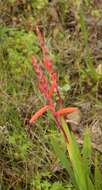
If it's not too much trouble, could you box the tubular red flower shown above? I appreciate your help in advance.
[35,25,53,73]
[32,56,43,80]
[43,56,53,73]
[55,107,78,116]
[48,81,56,97]
[32,56,49,99]
[30,105,50,124]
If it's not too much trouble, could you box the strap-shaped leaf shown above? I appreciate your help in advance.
[61,117,95,190]
[95,155,102,190]
[50,134,77,188]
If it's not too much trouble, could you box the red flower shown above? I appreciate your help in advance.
[30,25,78,141]
[30,105,50,124]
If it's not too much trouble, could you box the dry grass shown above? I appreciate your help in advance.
[0,0,102,189]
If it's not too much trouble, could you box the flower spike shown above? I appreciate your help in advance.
[30,25,78,142]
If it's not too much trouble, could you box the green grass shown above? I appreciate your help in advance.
[0,26,52,189]
[0,0,102,189]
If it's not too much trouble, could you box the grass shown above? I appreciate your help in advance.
[0,0,102,189]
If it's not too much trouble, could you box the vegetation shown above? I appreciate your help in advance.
[0,0,102,189]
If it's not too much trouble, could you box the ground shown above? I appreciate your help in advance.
[0,0,102,189]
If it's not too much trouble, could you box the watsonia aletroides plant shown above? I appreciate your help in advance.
[29,26,102,190]
[30,25,78,142]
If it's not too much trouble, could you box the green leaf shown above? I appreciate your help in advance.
[51,135,72,175]
[50,134,77,188]
[82,129,94,190]
[95,155,102,190]
[61,118,95,190]
[82,128,91,176]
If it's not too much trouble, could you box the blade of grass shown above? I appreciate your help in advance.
[82,128,91,176]
[95,155,102,190]
[82,128,94,190]
[79,8,98,81]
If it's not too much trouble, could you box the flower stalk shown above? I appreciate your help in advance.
[30,25,78,142]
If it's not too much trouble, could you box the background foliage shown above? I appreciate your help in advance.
[0,0,102,189]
